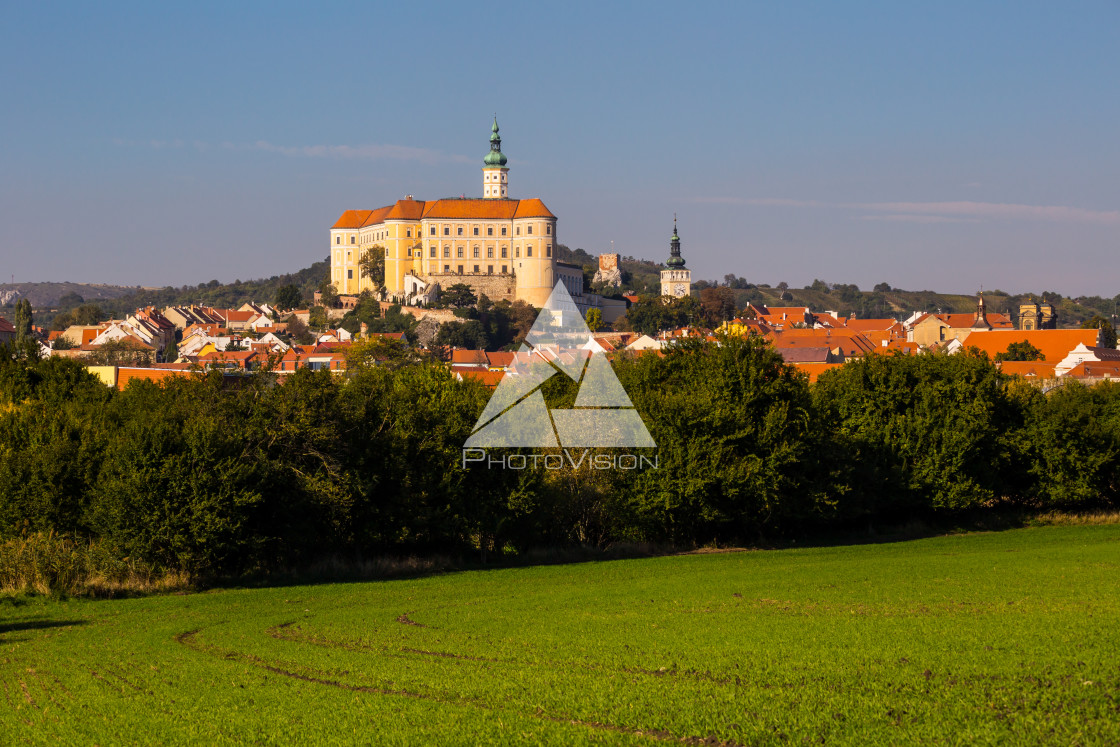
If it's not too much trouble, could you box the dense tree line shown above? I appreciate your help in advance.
[1,339,1118,580]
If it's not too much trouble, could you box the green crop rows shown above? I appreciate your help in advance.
[3,525,1119,745]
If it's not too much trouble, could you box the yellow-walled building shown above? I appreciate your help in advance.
[329,120,558,308]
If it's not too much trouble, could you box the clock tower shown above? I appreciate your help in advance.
[660,217,691,298]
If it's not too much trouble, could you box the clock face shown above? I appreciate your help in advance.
[673,284,687,297]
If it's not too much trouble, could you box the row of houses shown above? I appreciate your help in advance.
[711,300,1118,384]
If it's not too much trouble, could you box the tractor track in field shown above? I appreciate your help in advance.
[268,621,499,663]
[174,626,746,746]
[396,612,428,628]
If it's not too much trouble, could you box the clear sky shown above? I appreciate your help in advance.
[2,1,1117,297]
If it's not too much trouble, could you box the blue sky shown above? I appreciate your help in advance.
[2,1,1117,296]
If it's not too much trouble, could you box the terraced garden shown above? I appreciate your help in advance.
[3,525,1119,745]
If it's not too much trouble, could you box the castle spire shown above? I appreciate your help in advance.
[667,215,685,268]
[482,117,509,198]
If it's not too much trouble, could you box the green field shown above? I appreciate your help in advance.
[2,525,1119,745]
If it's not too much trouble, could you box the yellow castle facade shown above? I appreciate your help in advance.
[329,120,558,308]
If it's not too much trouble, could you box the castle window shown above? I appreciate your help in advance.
[501,227,507,236]
[487,265,493,274]
[501,247,508,258]
[474,265,480,273]
[487,247,494,258]
[546,245,552,258]
[527,247,533,257]
[347,270,353,279]
[444,226,450,235]
[430,227,436,236]
[516,227,520,236]
[456,247,464,258]
[430,247,436,258]
[527,225,533,235]
[350,235,355,244]
[457,265,463,275]
[407,228,412,237]
[515,247,520,258]
[336,236,341,244]
[501,265,507,274]
[487,227,493,236]
[444,264,450,272]
[443,246,450,258]
[473,247,480,258]
[407,246,413,257]
[546,225,551,235]
[473,227,479,236]
[457,227,463,236]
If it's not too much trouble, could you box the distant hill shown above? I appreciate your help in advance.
[0,260,329,326]
[557,244,1119,328]
[0,282,147,308]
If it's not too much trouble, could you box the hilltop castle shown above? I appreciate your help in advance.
[329,120,561,308]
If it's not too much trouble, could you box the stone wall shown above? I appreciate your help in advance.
[426,273,516,303]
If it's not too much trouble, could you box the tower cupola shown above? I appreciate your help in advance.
[482,117,509,198]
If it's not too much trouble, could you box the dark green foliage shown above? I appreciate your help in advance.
[1025,382,1120,507]
[813,351,1023,515]
[626,295,699,335]
[1081,315,1118,349]
[441,283,478,309]
[3,336,1120,580]
[274,284,303,310]
[13,300,33,339]
[995,341,1046,362]
[617,336,820,543]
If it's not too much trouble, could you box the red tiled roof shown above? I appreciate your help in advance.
[960,329,1099,363]
[1064,361,1120,379]
[776,347,834,363]
[792,362,845,383]
[486,351,514,368]
[998,361,1058,378]
[332,210,375,229]
[844,319,903,333]
[385,199,427,220]
[337,198,555,228]
[0,317,14,334]
[422,198,555,220]
[457,369,504,388]
[451,349,489,366]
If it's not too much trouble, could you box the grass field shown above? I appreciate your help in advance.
[2,525,1119,745]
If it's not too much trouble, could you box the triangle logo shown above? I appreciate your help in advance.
[464,280,655,449]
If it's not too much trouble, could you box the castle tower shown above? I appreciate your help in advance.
[482,118,509,199]
[660,217,692,298]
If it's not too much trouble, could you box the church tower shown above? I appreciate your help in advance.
[482,118,509,198]
[971,291,992,330]
[660,217,692,298]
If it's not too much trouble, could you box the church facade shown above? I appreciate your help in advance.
[329,120,558,308]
